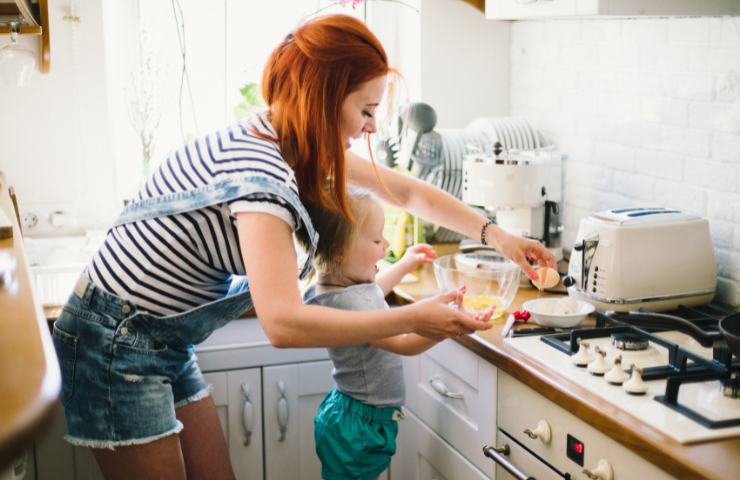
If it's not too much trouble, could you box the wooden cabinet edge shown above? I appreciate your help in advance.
[0,182,61,471]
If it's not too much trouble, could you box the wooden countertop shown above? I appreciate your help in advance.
[0,181,60,470]
[393,244,740,480]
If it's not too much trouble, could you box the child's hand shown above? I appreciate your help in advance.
[401,243,437,270]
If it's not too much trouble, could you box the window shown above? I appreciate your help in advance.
[108,0,420,200]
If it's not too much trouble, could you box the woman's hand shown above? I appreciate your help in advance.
[407,289,494,341]
[489,226,557,279]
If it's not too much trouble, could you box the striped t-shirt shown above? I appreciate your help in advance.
[87,112,300,316]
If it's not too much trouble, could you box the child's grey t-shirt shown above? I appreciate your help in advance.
[304,283,404,407]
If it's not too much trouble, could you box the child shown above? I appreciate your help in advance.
[298,189,494,480]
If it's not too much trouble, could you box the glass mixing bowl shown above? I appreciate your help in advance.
[433,252,521,318]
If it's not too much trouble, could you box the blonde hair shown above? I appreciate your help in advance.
[298,188,378,275]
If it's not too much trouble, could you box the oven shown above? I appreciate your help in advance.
[488,303,740,479]
[483,371,674,480]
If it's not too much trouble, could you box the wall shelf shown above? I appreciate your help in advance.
[0,0,50,72]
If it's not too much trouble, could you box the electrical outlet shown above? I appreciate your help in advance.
[23,212,38,229]
[20,204,80,236]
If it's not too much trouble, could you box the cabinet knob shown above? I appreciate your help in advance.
[523,419,551,444]
[582,459,614,480]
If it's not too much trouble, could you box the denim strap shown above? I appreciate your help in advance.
[113,176,318,280]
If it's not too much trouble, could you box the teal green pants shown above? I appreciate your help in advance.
[314,389,401,480]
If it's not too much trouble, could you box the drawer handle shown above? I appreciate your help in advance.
[276,380,289,442]
[428,376,464,399]
[241,383,254,446]
[13,450,28,480]
[482,445,536,480]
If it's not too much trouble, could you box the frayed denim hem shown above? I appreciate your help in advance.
[63,421,184,450]
[174,384,213,409]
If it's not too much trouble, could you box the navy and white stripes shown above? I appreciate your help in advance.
[87,113,299,315]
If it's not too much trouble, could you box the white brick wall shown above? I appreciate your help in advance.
[510,16,740,305]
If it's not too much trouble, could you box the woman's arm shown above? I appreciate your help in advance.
[236,212,492,348]
[370,334,439,356]
[346,150,557,275]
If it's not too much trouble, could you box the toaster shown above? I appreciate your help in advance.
[565,207,716,312]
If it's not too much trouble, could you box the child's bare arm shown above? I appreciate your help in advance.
[376,244,437,296]
[370,334,440,356]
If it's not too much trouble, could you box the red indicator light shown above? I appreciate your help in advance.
[567,434,585,466]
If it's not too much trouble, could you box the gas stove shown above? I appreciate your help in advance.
[505,304,740,443]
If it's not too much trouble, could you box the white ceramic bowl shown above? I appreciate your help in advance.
[522,297,595,328]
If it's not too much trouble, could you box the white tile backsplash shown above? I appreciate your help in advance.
[511,16,740,305]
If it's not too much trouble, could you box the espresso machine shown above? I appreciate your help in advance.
[375,107,564,254]
[462,144,564,260]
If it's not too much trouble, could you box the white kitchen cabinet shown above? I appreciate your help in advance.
[32,403,103,480]
[205,368,264,480]
[0,450,35,480]
[485,0,740,20]
[393,340,498,478]
[262,361,335,479]
[33,318,336,480]
[206,360,335,480]
[393,410,490,480]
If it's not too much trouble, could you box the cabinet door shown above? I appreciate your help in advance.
[2,449,35,480]
[205,368,263,480]
[392,410,490,480]
[34,402,104,480]
[263,360,334,480]
[403,340,497,476]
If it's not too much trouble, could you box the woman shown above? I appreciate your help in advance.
[52,14,555,480]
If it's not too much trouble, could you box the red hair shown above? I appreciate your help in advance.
[261,14,389,219]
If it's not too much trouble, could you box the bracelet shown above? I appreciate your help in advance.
[480,219,496,246]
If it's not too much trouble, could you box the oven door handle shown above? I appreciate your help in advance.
[482,445,536,480]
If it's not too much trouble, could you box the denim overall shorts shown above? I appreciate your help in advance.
[52,175,318,449]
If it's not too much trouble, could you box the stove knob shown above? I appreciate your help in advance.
[623,364,648,395]
[571,339,593,367]
[587,347,609,376]
[523,419,551,444]
[582,459,613,480]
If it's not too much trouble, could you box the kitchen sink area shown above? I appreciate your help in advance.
[24,233,103,310]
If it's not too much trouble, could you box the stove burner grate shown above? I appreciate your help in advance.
[656,370,740,429]
[537,304,740,429]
